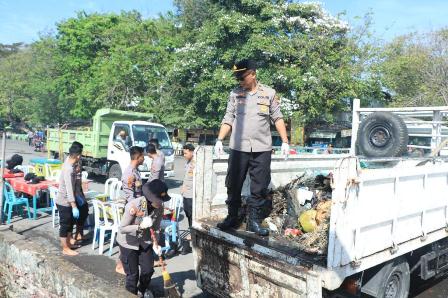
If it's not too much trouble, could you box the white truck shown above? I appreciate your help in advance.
[47,109,175,180]
[191,100,448,297]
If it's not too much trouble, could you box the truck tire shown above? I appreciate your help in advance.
[379,260,410,298]
[357,112,408,158]
[362,257,410,298]
[108,164,122,180]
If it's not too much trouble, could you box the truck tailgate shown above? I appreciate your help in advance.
[192,224,323,298]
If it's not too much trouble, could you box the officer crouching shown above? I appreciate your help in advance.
[117,179,171,296]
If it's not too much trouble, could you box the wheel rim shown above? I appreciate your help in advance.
[369,125,391,148]
[385,273,402,298]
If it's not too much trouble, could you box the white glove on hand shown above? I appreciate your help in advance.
[281,142,290,158]
[153,244,162,256]
[214,140,224,157]
[139,216,153,229]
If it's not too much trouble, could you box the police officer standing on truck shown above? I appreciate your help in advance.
[215,59,289,236]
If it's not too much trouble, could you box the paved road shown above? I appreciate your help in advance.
[2,138,205,297]
[3,138,448,297]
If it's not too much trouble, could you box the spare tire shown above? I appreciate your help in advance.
[357,111,408,158]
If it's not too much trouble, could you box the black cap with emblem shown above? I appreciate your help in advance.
[142,179,171,204]
[232,59,256,78]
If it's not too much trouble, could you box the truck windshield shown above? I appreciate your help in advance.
[132,125,173,149]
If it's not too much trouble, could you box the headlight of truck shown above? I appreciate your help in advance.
[165,162,174,171]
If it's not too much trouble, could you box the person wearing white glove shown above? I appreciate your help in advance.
[152,244,162,256]
[214,139,224,157]
[116,179,172,295]
[139,216,153,229]
[215,59,289,237]
[281,142,290,158]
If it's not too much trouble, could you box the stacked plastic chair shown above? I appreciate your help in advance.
[91,199,121,255]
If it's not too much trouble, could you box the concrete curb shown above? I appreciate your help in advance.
[0,229,134,297]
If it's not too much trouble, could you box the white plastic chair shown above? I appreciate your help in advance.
[108,202,124,256]
[48,186,59,228]
[82,171,88,180]
[109,180,123,201]
[47,169,61,181]
[27,165,35,174]
[13,165,26,174]
[91,199,119,255]
[94,178,118,200]
[113,202,125,225]
[160,193,184,250]
[165,193,183,221]
[105,178,118,196]
[14,165,35,175]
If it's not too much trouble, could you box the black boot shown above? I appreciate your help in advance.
[246,208,269,236]
[217,206,241,230]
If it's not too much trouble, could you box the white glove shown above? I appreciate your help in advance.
[139,216,153,229]
[281,142,290,158]
[153,244,162,256]
[214,140,224,157]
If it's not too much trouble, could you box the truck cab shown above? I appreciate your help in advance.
[108,121,174,179]
[47,108,174,180]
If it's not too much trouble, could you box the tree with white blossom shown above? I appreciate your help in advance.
[167,0,383,127]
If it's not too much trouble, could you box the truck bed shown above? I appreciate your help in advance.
[193,147,448,295]
[192,221,324,298]
[198,218,327,267]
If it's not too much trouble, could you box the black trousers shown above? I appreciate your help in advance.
[183,197,192,227]
[56,203,89,237]
[225,149,271,210]
[120,245,154,295]
[76,203,89,228]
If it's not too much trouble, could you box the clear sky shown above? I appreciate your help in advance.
[1,0,447,44]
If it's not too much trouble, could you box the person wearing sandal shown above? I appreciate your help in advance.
[56,141,88,256]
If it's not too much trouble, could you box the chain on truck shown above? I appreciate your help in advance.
[46,108,175,180]
[191,98,448,298]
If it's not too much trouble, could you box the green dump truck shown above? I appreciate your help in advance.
[47,108,175,180]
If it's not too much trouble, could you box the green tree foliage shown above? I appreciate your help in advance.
[0,38,66,128]
[0,47,33,127]
[55,11,181,118]
[378,28,448,106]
[0,2,383,129]
[169,0,382,127]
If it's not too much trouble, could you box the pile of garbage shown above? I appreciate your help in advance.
[266,171,333,255]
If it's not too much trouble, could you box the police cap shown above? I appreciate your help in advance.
[232,59,256,78]
[142,179,171,204]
